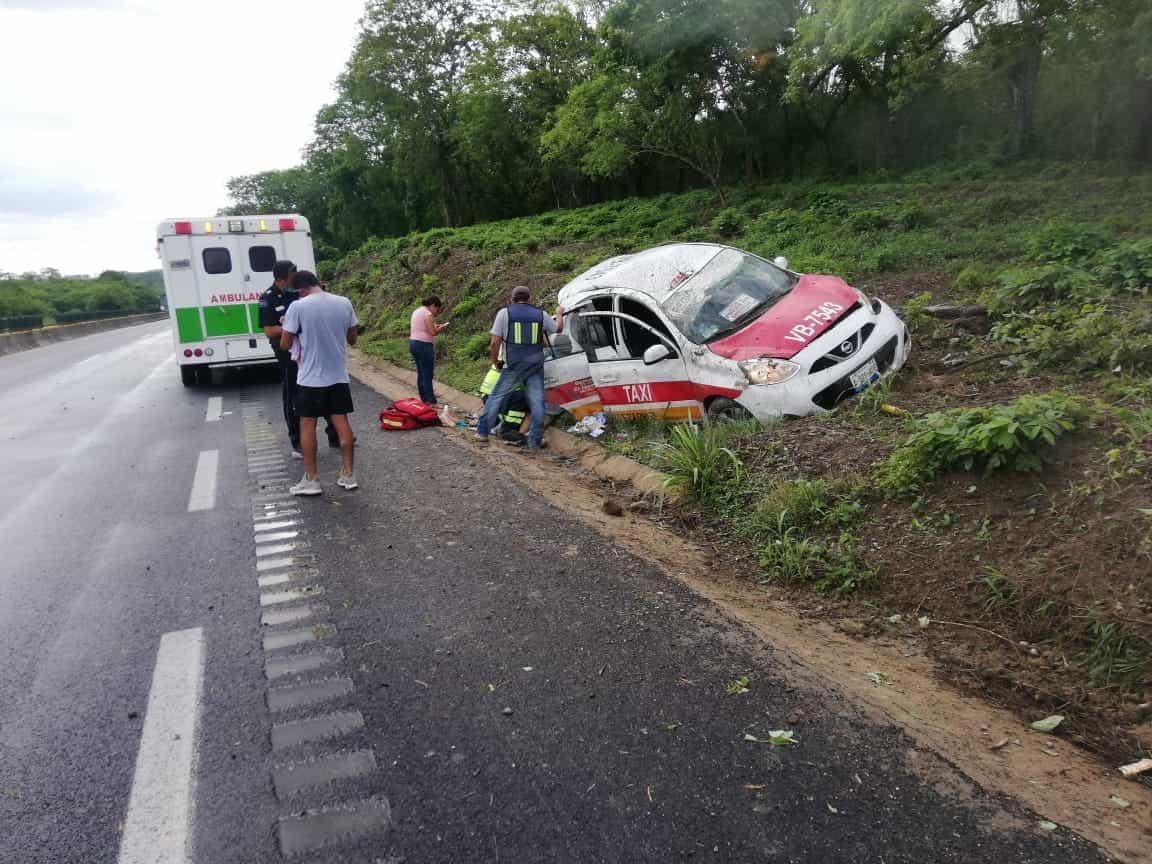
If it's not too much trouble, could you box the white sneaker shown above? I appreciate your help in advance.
[337,473,358,490]
[291,449,303,460]
[290,475,322,496]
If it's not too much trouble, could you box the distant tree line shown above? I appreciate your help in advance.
[0,270,163,320]
[222,0,1152,251]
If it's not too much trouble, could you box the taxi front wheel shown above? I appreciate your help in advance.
[706,397,754,423]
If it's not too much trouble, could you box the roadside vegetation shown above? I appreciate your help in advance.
[0,270,162,326]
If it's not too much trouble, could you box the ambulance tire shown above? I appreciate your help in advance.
[706,397,753,423]
[181,365,198,387]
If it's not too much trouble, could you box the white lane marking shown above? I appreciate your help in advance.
[255,530,300,544]
[258,574,292,588]
[205,397,223,423]
[187,450,219,512]
[254,522,299,534]
[256,543,299,558]
[256,556,299,572]
[117,627,204,864]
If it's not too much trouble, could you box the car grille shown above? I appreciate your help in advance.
[811,335,899,410]
[809,322,876,374]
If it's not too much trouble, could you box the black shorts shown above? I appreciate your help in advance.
[295,383,354,418]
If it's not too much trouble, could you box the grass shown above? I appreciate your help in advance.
[651,423,742,502]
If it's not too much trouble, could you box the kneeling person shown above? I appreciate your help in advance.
[280,271,360,495]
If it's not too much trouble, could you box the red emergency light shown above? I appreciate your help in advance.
[174,221,192,235]
[279,218,296,231]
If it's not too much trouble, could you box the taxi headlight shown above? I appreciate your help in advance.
[739,358,799,385]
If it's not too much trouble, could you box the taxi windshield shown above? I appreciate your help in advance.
[660,249,797,343]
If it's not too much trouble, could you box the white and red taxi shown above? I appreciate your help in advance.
[543,243,910,422]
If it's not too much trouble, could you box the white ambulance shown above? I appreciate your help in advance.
[156,214,316,386]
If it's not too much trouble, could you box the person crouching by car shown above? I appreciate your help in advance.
[479,362,530,445]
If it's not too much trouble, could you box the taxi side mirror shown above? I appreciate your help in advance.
[643,343,672,365]
[549,333,573,355]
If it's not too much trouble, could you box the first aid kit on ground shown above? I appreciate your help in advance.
[379,398,441,431]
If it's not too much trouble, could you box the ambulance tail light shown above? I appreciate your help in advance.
[183,349,193,357]
[279,218,296,231]
[174,221,192,235]
[193,348,203,357]
[204,347,214,357]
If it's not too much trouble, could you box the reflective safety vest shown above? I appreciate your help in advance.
[505,303,546,369]
[479,365,501,397]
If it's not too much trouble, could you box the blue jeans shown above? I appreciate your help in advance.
[409,339,436,404]
[475,365,546,446]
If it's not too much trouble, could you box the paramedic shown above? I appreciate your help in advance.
[474,286,563,451]
[479,363,530,443]
[409,295,448,405]
[281,271,359,496]
[258,260,338,457]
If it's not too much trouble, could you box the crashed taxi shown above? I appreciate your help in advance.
[543,243,910,422]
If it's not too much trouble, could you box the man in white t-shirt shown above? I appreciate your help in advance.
[280,271,360,495]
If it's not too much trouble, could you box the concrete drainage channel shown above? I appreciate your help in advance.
[240,395,391,858]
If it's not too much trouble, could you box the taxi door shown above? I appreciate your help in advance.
[543,306,603,419]
[582,302,699,421]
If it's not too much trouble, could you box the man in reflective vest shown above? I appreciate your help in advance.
[474,286,564,450]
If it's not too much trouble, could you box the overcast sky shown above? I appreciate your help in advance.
[0,0,365,276]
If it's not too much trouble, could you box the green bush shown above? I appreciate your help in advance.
[651,423,741,502]
[953,264,998,294]
[984,264,1101,312]
[547,252,577,271]
[990,302,1152,372]
[875,394,1087,494]
[460,331,491,360]
[899,291,937,336]
[450,295,483,319]
[847,209,892,234]
[710,207,744,237]
[1094,238,1152,295]
[1027,222,1111,263]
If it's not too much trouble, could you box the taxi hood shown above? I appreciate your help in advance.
[708,274,860,361]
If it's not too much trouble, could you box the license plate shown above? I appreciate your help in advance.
[849,358,879,391]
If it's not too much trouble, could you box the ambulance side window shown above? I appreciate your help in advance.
[248,246,277,272]
[202,248,232,275]
[619,299,677,359]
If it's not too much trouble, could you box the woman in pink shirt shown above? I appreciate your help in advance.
[409,295,447,404]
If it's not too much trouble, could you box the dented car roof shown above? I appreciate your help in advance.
[557,243,725,308]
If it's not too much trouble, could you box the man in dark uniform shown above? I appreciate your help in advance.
[258,260,338,456]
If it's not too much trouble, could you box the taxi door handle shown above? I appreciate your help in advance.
[598,373,619,382]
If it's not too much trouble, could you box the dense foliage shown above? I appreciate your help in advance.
[0,270,163,320]
[224,0,1152,250]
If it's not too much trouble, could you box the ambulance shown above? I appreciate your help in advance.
[156,214,315,386]
[543,243,910,422]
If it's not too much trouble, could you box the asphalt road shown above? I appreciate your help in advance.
[0,322,1111,863]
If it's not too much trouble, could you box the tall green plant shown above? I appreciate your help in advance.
[651,422,741,501]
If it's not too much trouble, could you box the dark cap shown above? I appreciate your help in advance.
[272,260,297,280]
[293,270,320,291]
[511,285,531,301]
